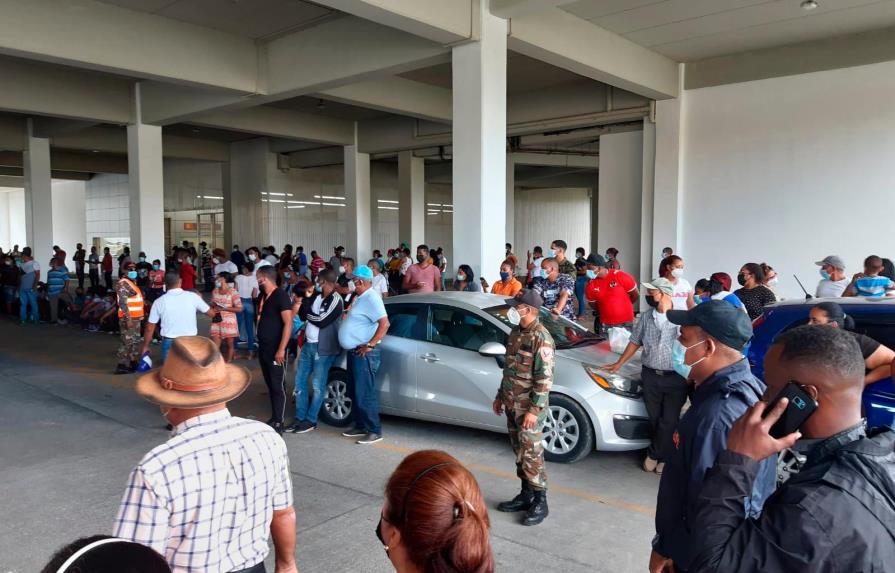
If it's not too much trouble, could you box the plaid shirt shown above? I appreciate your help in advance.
[114,409,292,572]
[629,308,679,371]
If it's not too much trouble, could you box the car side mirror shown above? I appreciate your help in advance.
[478,342,506,357]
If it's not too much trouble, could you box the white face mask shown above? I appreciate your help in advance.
[768,276,779,286]
[507,307,521,326]
[338,266,346,274]
[671,268,685,279]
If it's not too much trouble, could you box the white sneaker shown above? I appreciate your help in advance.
[642,456,658,472]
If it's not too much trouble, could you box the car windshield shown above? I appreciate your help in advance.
[484,305,602,349]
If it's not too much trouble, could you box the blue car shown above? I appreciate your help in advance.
[748,298,895,429]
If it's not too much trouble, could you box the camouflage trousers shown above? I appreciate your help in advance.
[116,318,142,364]
[504,402,548,491]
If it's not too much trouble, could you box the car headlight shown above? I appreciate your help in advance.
[584,365,641,398]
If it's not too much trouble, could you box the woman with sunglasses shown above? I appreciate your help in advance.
[377,450,494,573]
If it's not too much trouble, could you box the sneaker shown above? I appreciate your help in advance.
[642,456,658,473]
[655,462,665,475]
[357,433,383,445]
[342,427,367,438]
[290,421,317,434]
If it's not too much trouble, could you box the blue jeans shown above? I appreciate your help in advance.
[160,338,176,364]
[237,298,256,349]
[347,347,382,435]
[19,288,39,322]
[293,342,339,425]
[575,276,588,318]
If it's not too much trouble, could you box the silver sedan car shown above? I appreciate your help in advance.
[320,292,649,463]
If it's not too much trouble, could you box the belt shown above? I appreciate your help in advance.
[643,366,675,376]
[229,562,265,573]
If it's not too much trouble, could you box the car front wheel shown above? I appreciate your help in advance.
[542,393,594,464]
[320,369,352,427]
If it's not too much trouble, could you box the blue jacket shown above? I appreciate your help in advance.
[653,359,776,570]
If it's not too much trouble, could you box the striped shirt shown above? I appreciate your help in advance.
[46,265,69,296]
[853,275,894,298]
[114,409,293,572]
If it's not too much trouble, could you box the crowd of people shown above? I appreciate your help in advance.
[3,237,895,573]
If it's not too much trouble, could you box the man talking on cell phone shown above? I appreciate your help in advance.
[255,266,293,434]
[688,325,895,573]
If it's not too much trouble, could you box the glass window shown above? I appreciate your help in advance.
[385,303,427,341]
[429,306,506,351]
[852,313,895,350]
[484,304,600,350]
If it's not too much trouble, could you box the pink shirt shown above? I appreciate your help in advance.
[404,264,441,293]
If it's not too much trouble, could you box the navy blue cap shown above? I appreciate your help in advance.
[667,299,753,350]
[506,289,544,309]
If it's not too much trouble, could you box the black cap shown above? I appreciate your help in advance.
[585,253,606,267]
[667,300,753,350]
[506,289,544,309]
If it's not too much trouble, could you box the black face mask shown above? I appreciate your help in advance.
[737,273,747,287]
[376,517,390,557]
[645,297,659,308]
[416,254,427,263]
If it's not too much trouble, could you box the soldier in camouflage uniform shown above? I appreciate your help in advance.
[114,262,145,374]
[493,289,555,526]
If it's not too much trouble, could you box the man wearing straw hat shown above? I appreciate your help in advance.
[114,336,298,573]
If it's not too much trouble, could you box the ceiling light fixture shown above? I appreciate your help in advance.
[800,0,818,10]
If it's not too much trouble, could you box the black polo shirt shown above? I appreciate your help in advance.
[257,286,292,347]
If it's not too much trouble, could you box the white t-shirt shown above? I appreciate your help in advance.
[251,259,272,278]
[147,288,211,338]
[399,256,413,275]
[671,277,692,311]
[372,273,389,295]
[816,278,850,298]
[214,260,239,276]
[235,274,259,299]
[265,255,278,265]
[305,295,324,344]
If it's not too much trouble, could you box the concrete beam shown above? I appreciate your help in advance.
[45,126,229,162]
[491,0,578,18]
[508,9,679,100]
[287,147,345,169]
[188,107,355,146]
[510,152,597,169]
[0,57,132,123]
[0,167,91,181]
[311,0,474,44]
[319,77,451,123]
[0,150,127,174]
[0,0,259,93]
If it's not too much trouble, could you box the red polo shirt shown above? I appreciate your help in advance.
[584,269,637,325]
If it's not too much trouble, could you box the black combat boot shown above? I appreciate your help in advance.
[497,480,534,512]
[522,490,549,526]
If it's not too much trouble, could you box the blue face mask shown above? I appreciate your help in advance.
[819,269,831,280]
[152,264,160,271]
[671,339,707,380]
[500,271,510,281]
[126,270,138,280]
[547,249,556,258]
[585,270,597,280]
[315,284,322,293]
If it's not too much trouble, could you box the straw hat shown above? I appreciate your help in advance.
[135,336,251,408]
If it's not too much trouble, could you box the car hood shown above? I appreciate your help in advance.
[557,341,643,380]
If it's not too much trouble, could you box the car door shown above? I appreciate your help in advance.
[379,302,427,414]
[852,312,895,429]
[415,304,507,429]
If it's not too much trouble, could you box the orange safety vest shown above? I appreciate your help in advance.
[117,278,145,319]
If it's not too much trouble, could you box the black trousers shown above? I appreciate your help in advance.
[258,343,287,424]
[103,271,113,290]
[89,269,100,287]
[641,367,689,462]
[76,265,85,289]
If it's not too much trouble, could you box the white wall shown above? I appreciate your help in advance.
[680,60,895,299]
[51,180,86,256]
[0,188,26,250]
[514,187,591,265]
[85,173,130,252]
[599,131,644,277]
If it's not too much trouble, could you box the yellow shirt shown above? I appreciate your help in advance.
[491,277,522,297]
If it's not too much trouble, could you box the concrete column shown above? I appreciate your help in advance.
[640,116,656,280]
[23,119,53,266]
[398,150,425,248]
[451,0,507,284]
[506,155,515,261]
[652,67,686,258]
[227,138,271,249]
[345,137,372,262]
[128,84,165,263]
[598,131,644,283]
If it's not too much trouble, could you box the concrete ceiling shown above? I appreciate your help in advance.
[164,123,259,142]
[268,96,392,121]
[562,0,895,62]
[400,51,591,95]
[96,0,337,39]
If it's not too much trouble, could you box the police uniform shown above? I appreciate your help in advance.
[496,289,555,526]
[115,276,144,372]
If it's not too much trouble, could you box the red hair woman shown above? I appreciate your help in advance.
[377,450,494,573]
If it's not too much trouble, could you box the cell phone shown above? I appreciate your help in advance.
[763,382,818,439]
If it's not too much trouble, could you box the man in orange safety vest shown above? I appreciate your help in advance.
[115,261,145,374]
